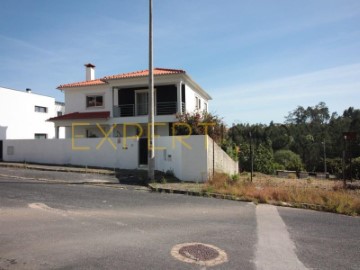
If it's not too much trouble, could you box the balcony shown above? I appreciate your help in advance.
[113,102,185,117]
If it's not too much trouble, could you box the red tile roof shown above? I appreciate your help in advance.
[103,68,186,80]
[57,68,186,89]
[48,111,110,121]
[58,79,106,89]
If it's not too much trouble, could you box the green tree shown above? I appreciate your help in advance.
[254,144,275,174]
[285,102,330,171]
[238,143,251,172]
[225,103,359,178]
[265,122,292,151]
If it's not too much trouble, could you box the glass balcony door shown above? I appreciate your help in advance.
[135,91,148,116]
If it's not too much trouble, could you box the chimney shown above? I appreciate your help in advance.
[26,88,32,93]
[84,63,95,81]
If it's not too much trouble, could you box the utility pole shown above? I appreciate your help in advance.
[343,134,347,188]
[249,131,253,182]
[148,0,155,181]
[322,141,327,176]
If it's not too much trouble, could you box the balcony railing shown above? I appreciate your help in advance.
[156,102,177,115]
[113,104,134,117]
[113,102,185,117]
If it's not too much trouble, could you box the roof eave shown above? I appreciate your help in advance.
[183,74,212,100]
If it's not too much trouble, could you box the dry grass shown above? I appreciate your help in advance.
[204,172,360,216]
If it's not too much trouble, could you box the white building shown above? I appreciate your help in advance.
[49,64,211,139]
[0,86,65,159]
[48,64,212,166]
[2,65,238,180]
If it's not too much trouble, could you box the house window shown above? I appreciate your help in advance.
[35,133,47,139]
[204,102,208,112]
[35,106,48,113]
[86,95,104,108]
[195,96,201,110]
[57,111,63,116]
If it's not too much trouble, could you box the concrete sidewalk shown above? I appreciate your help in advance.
[0,162,150,190]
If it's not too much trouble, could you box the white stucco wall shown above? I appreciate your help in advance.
[207,137,239,177]
[63,85,113,115]
[180,136,209,181]
[154,136,208,181]
[2,135,228,181]
[0,87,64,140]
[62,76,210,120]
[184,84,208,113]
[3,138,139,170]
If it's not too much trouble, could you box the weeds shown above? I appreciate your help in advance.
[203,172,360,216]
[161,177,167,184]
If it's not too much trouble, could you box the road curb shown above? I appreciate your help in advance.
[0,173,149,191]
[148,184,253,202]
[0,173,113,184]
[0,162,115,175]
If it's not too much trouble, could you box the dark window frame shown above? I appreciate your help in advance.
[35,106,48,113]
[34,133,47,139]
[86,95,104,108]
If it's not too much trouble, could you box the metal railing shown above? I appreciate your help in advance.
[113,102,185,117]
[156,102,177,115]
[113,104,135,117]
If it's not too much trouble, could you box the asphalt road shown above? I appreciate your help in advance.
[0,171,359,270]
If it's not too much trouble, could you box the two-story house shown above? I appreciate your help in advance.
[48,64,212,165]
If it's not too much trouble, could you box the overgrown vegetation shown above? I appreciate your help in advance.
[204,173,360,216]
[154,103,360,215]
[150,172,360,216]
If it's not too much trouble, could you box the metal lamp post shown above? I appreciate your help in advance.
[322,141,327,176]
[249,131,253,182]
[148,0,155,181]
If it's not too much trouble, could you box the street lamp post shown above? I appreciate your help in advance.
[249,132,253,182]
[148,0,155,181]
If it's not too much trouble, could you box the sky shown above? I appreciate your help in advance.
[1,0,359,125]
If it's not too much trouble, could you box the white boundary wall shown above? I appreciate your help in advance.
[3,135,238,181]
[207,137,239,177]
[3,138,138,170]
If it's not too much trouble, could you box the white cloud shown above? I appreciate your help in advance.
[0,34,54,56]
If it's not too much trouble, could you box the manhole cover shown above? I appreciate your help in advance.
[179,244,219,261]
[171,242,228,267]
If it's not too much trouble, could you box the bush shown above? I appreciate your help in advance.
[230,173,240,182]
[273,162,285,170]
[274,150,304,171]
[326,158,343,177]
